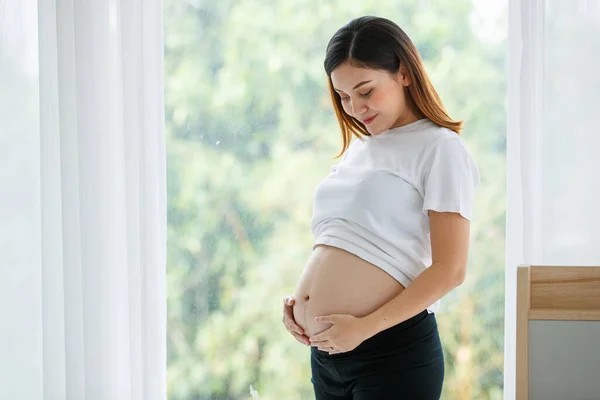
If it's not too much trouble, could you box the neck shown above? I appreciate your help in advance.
[389,110,422,130]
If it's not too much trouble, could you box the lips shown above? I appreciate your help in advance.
[362,115,377,125]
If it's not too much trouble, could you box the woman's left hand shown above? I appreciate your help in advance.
[309,314,372,354]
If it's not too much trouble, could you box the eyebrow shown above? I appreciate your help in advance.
[333,80,372,93]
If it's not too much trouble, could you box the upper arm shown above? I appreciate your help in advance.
[428,210,471,283]
[420,135,478,283]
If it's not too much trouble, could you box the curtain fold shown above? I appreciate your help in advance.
[505,0,600,398]
[0,1,166,399]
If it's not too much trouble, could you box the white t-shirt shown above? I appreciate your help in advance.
[310,118,480,313]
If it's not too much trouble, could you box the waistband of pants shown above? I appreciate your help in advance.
[313,309,438,360]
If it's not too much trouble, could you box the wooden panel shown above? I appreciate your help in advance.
[529,308,600,321]
[516,266,531,400]
[530,266,600,310]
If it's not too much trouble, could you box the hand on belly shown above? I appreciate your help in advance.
[292,295,336,338]
[290,245,405,339]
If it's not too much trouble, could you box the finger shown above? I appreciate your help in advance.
[283,304,294,317]
[284,296,295,306]
[291,325,305,335]
[282,310,305,336]
[292,332,310,346]
[283,323,309,343]
[284,320,304,335]
[286,325,309,344]
[288,324,305,336]
[282,306,305,336]
[309,333,328,343]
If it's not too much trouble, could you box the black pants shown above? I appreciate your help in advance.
[310,310,444,399]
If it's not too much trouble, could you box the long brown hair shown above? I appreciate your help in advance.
[324,16,462,157]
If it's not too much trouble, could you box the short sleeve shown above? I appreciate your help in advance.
[421,137,480,220]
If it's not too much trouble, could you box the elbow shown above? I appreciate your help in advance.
[454,265,467,286]
[435,262,467,287]
[445,263,466,287]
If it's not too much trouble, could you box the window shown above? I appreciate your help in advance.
[164,1,507,398]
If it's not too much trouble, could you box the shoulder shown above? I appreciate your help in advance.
[417,122,465,151]
[376,121,472,173]
[419,126,480,186]
[406,121,473,161]
[376,119,460,152]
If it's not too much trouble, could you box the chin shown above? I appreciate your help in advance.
[366,125,384,136]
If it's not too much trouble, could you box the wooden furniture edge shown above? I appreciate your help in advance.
[529,308,600,321]
[516,265,531,400]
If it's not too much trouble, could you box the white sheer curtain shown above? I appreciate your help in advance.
[505,0,600,398]
[0,1,166,399]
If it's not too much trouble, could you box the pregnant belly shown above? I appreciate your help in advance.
[293,244,405,338]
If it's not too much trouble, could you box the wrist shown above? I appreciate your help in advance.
[360,311,384,340]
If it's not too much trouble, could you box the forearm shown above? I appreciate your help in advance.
[362,262,463,338]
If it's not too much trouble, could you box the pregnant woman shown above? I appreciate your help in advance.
[281,16,480,399]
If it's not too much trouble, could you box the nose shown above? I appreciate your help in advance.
[350,98,368,117]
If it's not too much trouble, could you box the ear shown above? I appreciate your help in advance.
[397,63,411,87]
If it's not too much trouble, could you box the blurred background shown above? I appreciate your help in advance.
[163,0,507,399]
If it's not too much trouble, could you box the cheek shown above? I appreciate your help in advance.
[368,91,389,110]
[341,101,351,115]
[373,90,406,113]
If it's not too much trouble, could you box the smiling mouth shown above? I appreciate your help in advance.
[362,115,377,125]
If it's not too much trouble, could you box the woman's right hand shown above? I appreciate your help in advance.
[282,295,310,345]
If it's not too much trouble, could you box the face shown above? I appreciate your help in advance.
[330,61,418,136]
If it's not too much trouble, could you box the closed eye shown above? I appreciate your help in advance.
[340,89,373,102]
[361,89,373,97]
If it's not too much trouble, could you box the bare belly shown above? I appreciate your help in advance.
[293,244,406,338]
